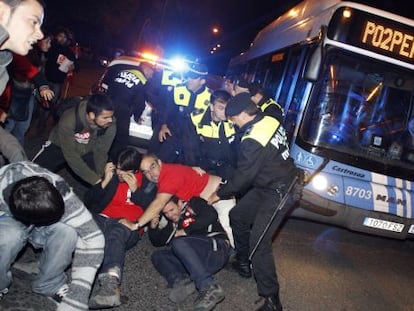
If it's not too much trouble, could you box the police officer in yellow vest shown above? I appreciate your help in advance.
[157,63,212,165]
[103,61,154,159]
[208,92,299,311]
[249,82,284,123]
[190,89,238,180]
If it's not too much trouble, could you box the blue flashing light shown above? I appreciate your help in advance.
[168,56,190,73]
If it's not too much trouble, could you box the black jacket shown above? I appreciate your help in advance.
[148,197,228,247]
[217,113,297,198]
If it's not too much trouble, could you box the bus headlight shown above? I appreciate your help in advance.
[311,175,328,191]
[311,175,339,196]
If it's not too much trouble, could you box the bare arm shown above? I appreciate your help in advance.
[119,192,172,230]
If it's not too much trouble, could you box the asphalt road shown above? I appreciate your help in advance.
[1,59,413,311]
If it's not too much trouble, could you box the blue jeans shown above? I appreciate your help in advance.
[94,215,140,280]
[5,95,35,146]
[0,214,78,296]
[151,235,230,290]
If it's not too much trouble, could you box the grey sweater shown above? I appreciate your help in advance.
[0,127,27,166]
[0,162,105,311]
[0,25,13,95]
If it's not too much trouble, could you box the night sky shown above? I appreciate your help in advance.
[42,0,413,74]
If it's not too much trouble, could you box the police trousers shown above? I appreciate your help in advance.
[229,186,295,297]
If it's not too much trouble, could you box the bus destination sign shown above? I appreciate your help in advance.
[328,8,414,65]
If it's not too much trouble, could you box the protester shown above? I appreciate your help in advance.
[119,153,236,248]
[0,161,105,309]
[32,93,116,185]
[208,93,302,311]
[4,50,54,145]
[84,147,157,309]
[44,27,77,114]
[149,196,230,310]
[0,126,27,167]
[0,0,44,95]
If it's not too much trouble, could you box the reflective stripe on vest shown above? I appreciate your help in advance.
[242,116,280,146]
[195,120,235,138]
[161,69,182,87]
[174,85,211,110]
[260,98,283,113]
[123,69,148,85]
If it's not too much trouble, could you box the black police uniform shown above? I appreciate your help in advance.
[103,65,149,159]
[217,112,297,304]
[157,83,211,165]
[258,96,284,123]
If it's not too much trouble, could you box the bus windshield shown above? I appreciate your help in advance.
[302,51,414,175]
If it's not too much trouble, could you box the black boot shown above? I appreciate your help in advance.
[255,294,283,311]
[231,259,252,278]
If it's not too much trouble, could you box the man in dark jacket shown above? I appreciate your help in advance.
[208,93,301,311]
[33,93,116,185]
[148,196,230,311]
[102,61,154,159]
[44,27,77,104]
[84,147,156,309]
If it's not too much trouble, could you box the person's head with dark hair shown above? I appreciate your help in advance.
[53,27,73,47]
[85,93,114,129]
[115,147,142,182]
[225,92,258,128]
[117,147,141,171]
[162,195,182,223]
[37,30,52,52]
[140,153,162,183]
[233,77,250,96]
[0,0,44,55]
[210,89,231,122]
[8,176,64,226]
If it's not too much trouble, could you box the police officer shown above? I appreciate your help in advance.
[103,61,154,159]
[191,89,237,180]
[208,93,299,311]
[249,82,284,123]
[157,63,212,165]
[146,67,183,156]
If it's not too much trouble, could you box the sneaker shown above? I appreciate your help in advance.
[255,295,283,311]
[192,284,225,311]
[231,259,252,278]
[89,274,121,309]
[0,288,9,301]
[169,278,196,303]
[49,284,69,304]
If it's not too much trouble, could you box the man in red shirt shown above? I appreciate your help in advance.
[84,147,156,309]
[120,153,235,247]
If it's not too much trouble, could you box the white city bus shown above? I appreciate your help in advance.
[227,0,414,239]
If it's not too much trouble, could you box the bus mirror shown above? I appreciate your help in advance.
[304,43,323,82]
[304,26,326,82]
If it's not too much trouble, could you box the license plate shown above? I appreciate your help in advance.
[409,225,414,234]
[363,217,404,233]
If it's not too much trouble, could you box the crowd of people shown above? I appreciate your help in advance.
[0,1,304,311]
